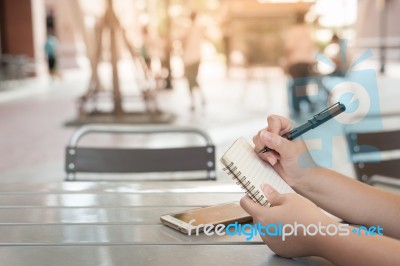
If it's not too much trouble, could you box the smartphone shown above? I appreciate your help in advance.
[160,202,252,235]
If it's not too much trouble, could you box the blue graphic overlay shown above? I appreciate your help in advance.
[288,42,382,167]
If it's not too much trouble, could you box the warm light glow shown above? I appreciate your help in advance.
[168,4,183,17]
[257,0,358,28]
[258,0,315,3]
[314,0,357,27]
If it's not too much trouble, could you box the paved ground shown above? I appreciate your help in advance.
[0,60,399,184]
[0,62,285,181]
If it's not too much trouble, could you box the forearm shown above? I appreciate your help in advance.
[294,168,400,239]
[318,226,400,265]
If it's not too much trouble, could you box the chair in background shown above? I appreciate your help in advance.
[65,125,216,181]
[346,129,400,186]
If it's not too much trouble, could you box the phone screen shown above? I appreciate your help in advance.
[170,202,251,226]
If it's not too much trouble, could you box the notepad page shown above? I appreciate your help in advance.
[221,137,295,196]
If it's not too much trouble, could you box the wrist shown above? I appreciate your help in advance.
[312,221,344,260]
[291,167,321,194]
[316,223,373,265]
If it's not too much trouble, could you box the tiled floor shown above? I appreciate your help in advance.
[0,60,399,184]
[0,62,288,182]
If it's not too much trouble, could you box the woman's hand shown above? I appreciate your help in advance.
[240,184,335,258]
[253,115,318,188]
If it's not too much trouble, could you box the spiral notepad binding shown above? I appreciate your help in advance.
[223,162,269,206]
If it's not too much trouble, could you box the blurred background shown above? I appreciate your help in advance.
[0,0,399,183]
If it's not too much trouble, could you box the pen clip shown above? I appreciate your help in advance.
[314,102,344,121]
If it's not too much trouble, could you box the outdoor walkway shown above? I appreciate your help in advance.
[0,62,289,182]
[1,60,399,183]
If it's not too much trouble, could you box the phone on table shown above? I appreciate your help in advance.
[160,202,252,235]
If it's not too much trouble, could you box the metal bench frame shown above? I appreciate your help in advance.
[346,129,400,186]
[65,125,216,181]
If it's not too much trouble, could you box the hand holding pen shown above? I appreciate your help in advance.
[259,102,346,154]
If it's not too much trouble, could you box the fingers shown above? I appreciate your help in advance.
[253,132,277,165]
[259,130,296,159]
[240,184,285,219]
[240,196,265,218]
[261,184,284,206]
[253,115,293,164]
[267,115,292,135]
[264,152,278,166]
[253,131,264,151]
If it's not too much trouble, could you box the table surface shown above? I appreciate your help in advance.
[0,181,333,266]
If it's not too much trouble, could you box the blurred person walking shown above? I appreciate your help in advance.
[324,33,351,77]
[44,29,60,79]
[182,11,206,112]
[284,13,317,117]
[140,25,153,71]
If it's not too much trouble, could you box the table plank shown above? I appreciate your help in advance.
[0,180,241,194]
[0,193,243,207]
[0,207,197,225]
[0,224,262,245]
[0,245,333,266]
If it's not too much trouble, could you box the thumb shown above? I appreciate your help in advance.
[260,130,296,159]
[240,196,265,218]
[262,184,284,206]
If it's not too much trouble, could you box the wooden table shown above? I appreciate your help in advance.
[0,181,332,266]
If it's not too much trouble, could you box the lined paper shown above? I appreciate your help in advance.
[220,137,294,204]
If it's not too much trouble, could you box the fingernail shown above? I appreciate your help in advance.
[260,130,272,142]
[266,155,277,166]
[262,184,274,195]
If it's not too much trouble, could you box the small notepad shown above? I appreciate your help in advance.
[220,137,295,206]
